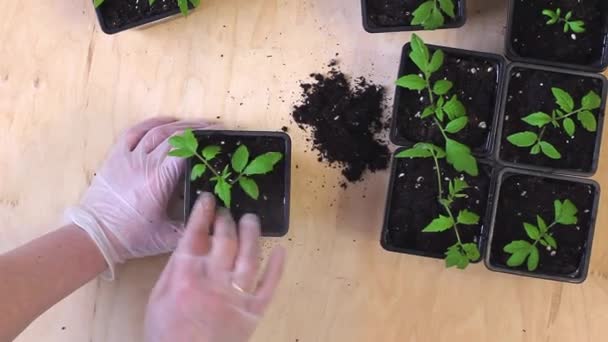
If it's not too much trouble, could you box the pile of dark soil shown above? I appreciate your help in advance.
[292,62,390,185]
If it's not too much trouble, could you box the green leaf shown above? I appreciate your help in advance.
[445,138,478,176]
[537,215,548,233]
[422,215,454,232]
[443,95,466,119]
[527,245,540,271]
[436,97,445,120]
[416,142,447,158]
[202,145,221,160]
[457,209,480,225]
[556,199,578,225]
[231,145,250,173]
[422,105,435,118]
[577,110,597,132]
[563,117,575,137]
[507,131,538,147]
[565,11,573,20]
[189,0,201,7]
[94,0,105,8]
[169,128,198,153]
[462,243,480,261]
[177,0,189,16]
[214,178,232,208]
[190,164,206,181]
[168,148,195,158]
[445,116,468,134]
[243,152,283,175]
[523,222,540,240]
[409,34,430,72]
[543,234,557,249]
[552,88,574,112]
[452,178,468,194]
[149,0,156,5]
[554,200,562,221]
[445,244,469,269]
[433,80,453,95]
[563,22,570,33]
[411,1,434,26]
[542,9,558,24]
[522,112,552,127]
[504,240,532,267]
[426,6,445,30]
[531,143,541,155]
[238,177,259,200]
[582,91,601,110]
[569,20,586,33]
[428,50,445,73]
[396,74,427,90]
[395,146,433,159]
[439,0,456,18]
[540,141,561,159]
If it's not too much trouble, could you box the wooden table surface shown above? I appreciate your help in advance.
[1,0,608,341]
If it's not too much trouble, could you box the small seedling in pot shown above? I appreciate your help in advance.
[507,87,600,159]
[396,34,478,176]
[396,143,481,269]
[411,0,456,30]
[168,129,283,208]
[503,199,578,271]
[542,8,586,33]
[94,0,200,16]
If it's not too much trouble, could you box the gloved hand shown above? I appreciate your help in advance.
[144,193,286,342]
[65,117,215,280]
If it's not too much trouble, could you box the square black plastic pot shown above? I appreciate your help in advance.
[380,146,497,262]
[184,130,291,237]
[484,168,599,283]
[505,0,608,72]
[94,0,194,35]
[390,43,506,159]
[495,63,607,177]
[361,0,466,33]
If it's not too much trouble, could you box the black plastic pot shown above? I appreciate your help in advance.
[380,147,497,261]
[390,42,506,159]
[495,63,607,177]
[361,0,466,33]
[94,0,194,35]
[184,130,291,237]
[484,168,599,283]
[505,0,608,72]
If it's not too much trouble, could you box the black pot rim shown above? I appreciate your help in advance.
[494,62,608,177]
[504,0,608,73]
[390,42,507,159]
[183,130,292,237]
[360,0,466,33]
[483,167,600,283]
[94,1,192,35]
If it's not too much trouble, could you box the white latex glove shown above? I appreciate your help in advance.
[66,117,215,279]
[144,193,286,342]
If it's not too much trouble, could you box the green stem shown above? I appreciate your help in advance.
[557,108,584,120]
[431,153,443,200]
[229,172,244,185]
[532,221,558,247]
[193,152,221,178]
[443,202,463,245]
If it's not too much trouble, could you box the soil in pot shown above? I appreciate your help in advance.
[365,0,464,28]
[383,156,492,257]
[97,0,181,32]
[498,66,604,173]
[393,45,502,155]
[509,0,608,68]
[488,173,596,280]
[187,133,289,236]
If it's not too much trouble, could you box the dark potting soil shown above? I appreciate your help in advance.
[509,0,608,67]
[489,173,596,278]
[292,62,390,184]
[499,66,604,173]
[97,0,181,31]
[365,0,463,28]
[383,156,492,258]
[187,134,288,235]
[394,45,501,155]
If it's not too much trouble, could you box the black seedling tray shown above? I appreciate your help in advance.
[390,42,506,159]
[361,0,466,33]
[184,130,291,237]
[484,168,599,283]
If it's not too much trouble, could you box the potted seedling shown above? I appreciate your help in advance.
[168,129,291,236]
[497,63,607,176]
[485,168,599,283]
[361,0,466,33]
[505,0,608,72]
[93,0,199,35]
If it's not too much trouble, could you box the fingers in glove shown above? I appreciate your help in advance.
[176,192,216,256]
[209,207,238,271]
[250,246,286,315]
[139,120,212,154]
[122,117,177,151]
[232,214,262,292]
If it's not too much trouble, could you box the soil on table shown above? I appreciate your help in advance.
[365,0,463,28]
[489,173,596,278]
[187,133,288,236]
[97,0,181,31]
[510,0,607,67]
[499,66,604,173]
[292,61,390,185]
[394,45,501,155]
[383,156,492,258]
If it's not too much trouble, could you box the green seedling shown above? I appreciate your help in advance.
[94,0,200,16]
[396,33,478,177]
[168,129,283,208]
[542,8,586,33]
[411,0,456,30]
[503,199,578,271]
[507,87,600,159]
[396,143,481,269]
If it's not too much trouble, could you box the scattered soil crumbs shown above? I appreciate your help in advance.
[292,61,390,186]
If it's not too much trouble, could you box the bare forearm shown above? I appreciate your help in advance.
[0,225,107,341]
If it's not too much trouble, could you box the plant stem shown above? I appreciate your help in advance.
[193,152,221,178]
[442,202,463,245]
[532,221,557,247]
[431,153,443,200]
[557,108,585,120]
[229,173,244,185]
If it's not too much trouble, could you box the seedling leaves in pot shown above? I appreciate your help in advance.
[94,0,200,16]
[542,8,586,33]
[411,0,456,30]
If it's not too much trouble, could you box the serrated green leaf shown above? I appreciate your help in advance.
[507,131,538,147]
[577,110,597,132]
[231,145,250,173]
[439,0,455,18]
[457,209,480,225]
[428,49,445,73]
[569,20,586,33]
[452,178,468,194]
[544,234,557,249]
[504,240,532,267]
[537,215,548,233]
[395,146,433,159]
[422,105,435,118]
[527,245,540,271]
[445,116,468,134]
[443,95,466,119]
[582,91,601,110]
[540,141,561,159]
[411,1,434,26]
[445,244,469,269]
[422,215,454,232]
[409,34,430,72]
[214,178,232,208]
[522,112,552,127]
[563,117,575,137]
[238,177,259,200]
[433,79,453,95]
[445,138,478,176]
[202,145,221,160]
[426,6,445,30]
[243,152,283,175]
[169,129,198,154]
[523,222,540,240]
[168,148,195,158]
[556,199,578,225]
[190,164,206,181]
[552,87,574,112]
[177,0,189,16]
[462,243,480,261]
[396,74,427,90]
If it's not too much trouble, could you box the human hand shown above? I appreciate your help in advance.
[144,193,286,342]
[66,117,216,279]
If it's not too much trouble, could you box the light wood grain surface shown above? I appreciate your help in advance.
[1,0,607,341]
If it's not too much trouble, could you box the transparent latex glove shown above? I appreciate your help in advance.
[65,117,216,279]
[144,193,286,342]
